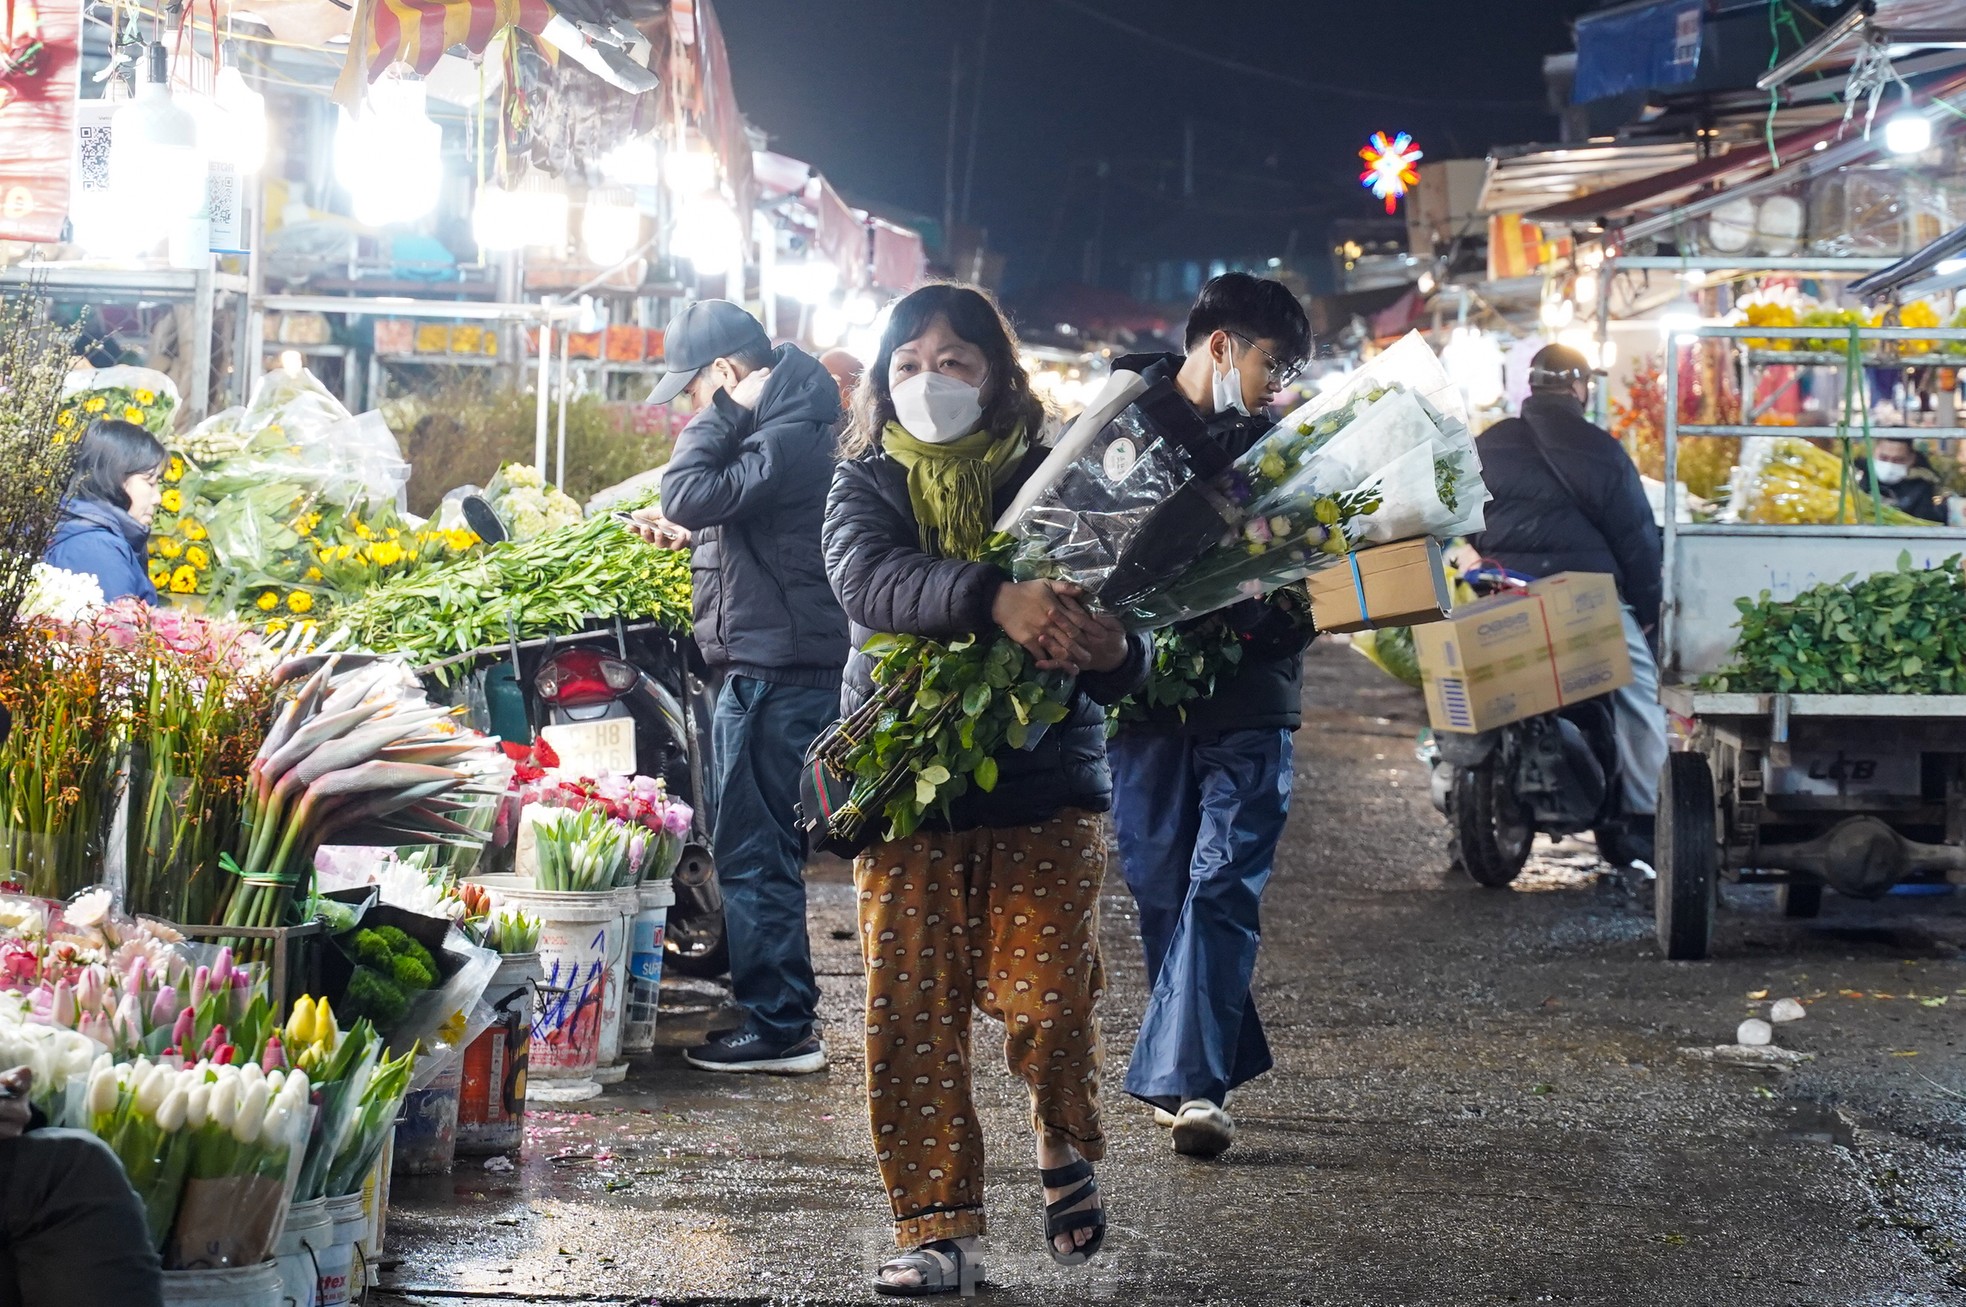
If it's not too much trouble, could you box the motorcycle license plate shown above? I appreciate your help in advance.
[540,718,636,778]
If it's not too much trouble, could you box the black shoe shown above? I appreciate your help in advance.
[683,1028,828,1074]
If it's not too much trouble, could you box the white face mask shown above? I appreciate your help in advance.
[892,372,985,444]
[1874,458,1911,486]
[1211,338,1249,417]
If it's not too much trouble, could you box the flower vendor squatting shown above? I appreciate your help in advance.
[1104,273,1317,1160]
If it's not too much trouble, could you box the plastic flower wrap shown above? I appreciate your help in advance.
[529,805,633,891]
[1727,436,1933,527]
[485,462,582,541]
[0,992,104,1107]
[517,765,691,884]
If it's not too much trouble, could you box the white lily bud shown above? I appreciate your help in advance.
[208,1074,240,1130]
[154,1086,188,1133]
[232,1081,269,1144]
[184,1081,211,1130]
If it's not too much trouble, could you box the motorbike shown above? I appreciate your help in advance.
[1419,565,1652,888]
[453,494,730,977]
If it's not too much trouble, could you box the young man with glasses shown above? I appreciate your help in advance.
[1107,273,1314,1159]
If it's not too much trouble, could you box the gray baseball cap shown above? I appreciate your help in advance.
[648,299,771,405]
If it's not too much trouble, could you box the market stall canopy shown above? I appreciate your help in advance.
[1848,222,1966,299]
[1478,140,1701,216]
[753,149,869,290]
[1760,0,1966,91]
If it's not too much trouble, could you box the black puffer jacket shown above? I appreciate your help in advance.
[823,444,1150,831]
[1109,352,1314,736]
[661,343,850,688]
[1472,393,1662,630]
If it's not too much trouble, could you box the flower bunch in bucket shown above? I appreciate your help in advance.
[530,805,634,891]
[80,1053,311,1265]
[280,994,400,1202]
[452,882,541,955]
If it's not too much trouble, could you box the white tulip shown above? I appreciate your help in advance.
[238,1061,264,1087]
[134,1063,170,1116]
[278,1069,310,1107]
[184,1081,211,1130]
[208,1075,240,1130]
[232,1081,269,1144]
[154,1086,188,1132]
[260,1099,292,1147]
[266,1068,285,1094]
[86,1065,119,1116]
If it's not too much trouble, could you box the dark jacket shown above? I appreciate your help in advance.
[43,497,156,605]
[823,444,1150,831]
[1858,454,1947,523]
[1472,393,1662,630]
[661,343,850,688]
[1109,352,1314,736]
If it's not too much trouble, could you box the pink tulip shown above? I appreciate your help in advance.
[52,980,75,1028]
[190,965,209,1009]
[76,965,103,1013]
[172,1008,195,1050]
[210,947,234,987]
[150,986,178,1028]
[124,955,147,997]
[261,1035,285,1072]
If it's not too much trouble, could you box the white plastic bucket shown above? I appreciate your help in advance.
[395,1054,462,1175]
[274,1199,331,1307]
[592,884,640,1083]
[359,1136,389,1282]
[318,1194,364,1307]
[160,1261,283,1307]
[476,876,618,1101]
[458,951,542,1156]
[621,878,676,1054]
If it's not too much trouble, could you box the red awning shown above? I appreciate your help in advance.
[870,220,925,293]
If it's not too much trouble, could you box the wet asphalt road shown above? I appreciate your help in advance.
[376,641,1966,1306]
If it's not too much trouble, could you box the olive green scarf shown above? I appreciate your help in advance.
[881,421,1029,560]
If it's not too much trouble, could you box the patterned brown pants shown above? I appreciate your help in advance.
[855,809,1108,1248]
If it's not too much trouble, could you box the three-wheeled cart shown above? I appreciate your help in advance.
[1654,322,1966,958]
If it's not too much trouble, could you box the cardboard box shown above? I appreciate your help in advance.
[1414,571,1632,734]
[1307,537,1452,634]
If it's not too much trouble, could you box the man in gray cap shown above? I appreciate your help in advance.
[632,300,849,1074]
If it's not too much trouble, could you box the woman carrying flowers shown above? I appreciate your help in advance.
[822,284,1147,1295]
[43,420,169,605]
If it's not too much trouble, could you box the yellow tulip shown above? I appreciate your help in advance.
[285,996,316,1046]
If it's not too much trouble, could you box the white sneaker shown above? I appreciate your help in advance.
[1169,1099,1234,1158]
[1151,1106,1178,1128]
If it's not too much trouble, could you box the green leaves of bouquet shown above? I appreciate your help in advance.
[844,630,1071,841]
[1705,552,1966,694]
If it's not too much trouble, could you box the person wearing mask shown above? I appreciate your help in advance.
[0,1065,163,1306]
[824,283,1148,1294]
[1102,273,1314,1160]
[632,300,849,1074]
[1471,344,1665,866]
[1858,437,1947,523]
[43,419,168,605]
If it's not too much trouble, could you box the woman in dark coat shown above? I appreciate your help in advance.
[824,284,1147,1295]
[43,419,168,604]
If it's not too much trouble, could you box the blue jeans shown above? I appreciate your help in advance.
[1109,728,1292,1109]
[710,675,838,1046]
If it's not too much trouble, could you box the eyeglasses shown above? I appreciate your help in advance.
[1230,332,1306,387]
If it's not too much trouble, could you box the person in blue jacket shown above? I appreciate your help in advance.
[42,419,168,605]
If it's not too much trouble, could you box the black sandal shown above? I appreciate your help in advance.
[1041,1158,1107,1267]
[873,1239,982,1297]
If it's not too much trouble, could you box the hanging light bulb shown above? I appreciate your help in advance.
[473,173,570,250]
[844,290,879,326]
[663,135,718,197]
[110,44,207,230]
[671,194,744,276]
[581,186,643,264]
[1885,87,1933,156]
[334,74,442,227]
[212,66,267,172]
[598,137,661,188]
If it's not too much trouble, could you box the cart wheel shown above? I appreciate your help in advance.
[1655,752,1719,960]
[1778,880,1824,919]
[1452,761,1534,888]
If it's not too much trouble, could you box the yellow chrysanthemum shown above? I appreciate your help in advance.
[169,566,197,594]
[154,537,183,559]
[185,546,209,569]
[353,521,373,540]
[256,591,280,612]
[305,566,323,582]
[370,540,405,567]
[123,406,145,424]
[180,519,207,541]
[149,566,170,588]
[134,389,156,404]
[286,591,314,614]
[56,410,74,428]
[165,456,185,482]
[159,489,183,513]
[264,618,289,634]
[84,396,106,413]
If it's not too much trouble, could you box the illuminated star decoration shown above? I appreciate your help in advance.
[1359,131,1423,214]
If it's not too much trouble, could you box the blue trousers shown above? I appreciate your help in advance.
[710,675,838,1045]
[1109,728,1292,1109]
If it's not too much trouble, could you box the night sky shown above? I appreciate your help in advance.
[717,0,1597,290]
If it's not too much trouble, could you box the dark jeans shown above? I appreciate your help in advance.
[710,675,838,1046]
[0,1128,162,1307]
[1109,728,1293,1109]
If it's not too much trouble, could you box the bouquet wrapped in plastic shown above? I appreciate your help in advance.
[1727,436,1933,527]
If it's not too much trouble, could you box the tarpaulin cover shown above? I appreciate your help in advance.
[0,0,82,243]
[1573,0,1704,103]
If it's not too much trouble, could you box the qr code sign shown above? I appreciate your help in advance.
[207,163,242,250]
[75,104,114,195]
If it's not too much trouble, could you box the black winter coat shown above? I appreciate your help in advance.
[1472,393,1662,629]
[661,343,850,688]
[1109,352,1314,736]
[823,444,1150,831]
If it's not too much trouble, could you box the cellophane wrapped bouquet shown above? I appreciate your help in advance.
[511,747,693,891]
[828,332,1490,843]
